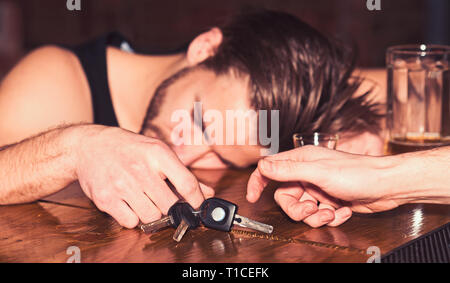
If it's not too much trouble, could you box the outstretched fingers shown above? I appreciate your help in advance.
[257,158,326,184]
[246,168,271,203]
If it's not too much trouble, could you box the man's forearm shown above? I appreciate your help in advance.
[417,146,450,204]
[388,146,450,205]
[0,125,80,204]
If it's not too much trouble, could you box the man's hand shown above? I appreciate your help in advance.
[74,125,214,228]
[246,146,450,228]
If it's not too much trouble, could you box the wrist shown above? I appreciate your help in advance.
[383,148,450,205]
[61,124,107,178]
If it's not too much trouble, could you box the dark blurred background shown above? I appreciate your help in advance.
[0,0,449,78]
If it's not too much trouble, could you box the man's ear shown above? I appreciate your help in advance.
[186,27,223,66]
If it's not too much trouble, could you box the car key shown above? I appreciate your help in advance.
[171,202,202,242]
[199,198,273,234]
[140,202,200,242]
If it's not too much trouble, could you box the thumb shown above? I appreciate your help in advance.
[258,159,320,183]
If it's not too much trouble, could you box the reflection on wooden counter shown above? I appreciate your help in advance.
[0,169,449,263]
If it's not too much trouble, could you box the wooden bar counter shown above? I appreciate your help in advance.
[0,169,449,263]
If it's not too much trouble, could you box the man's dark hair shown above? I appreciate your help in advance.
[201,10,383,152]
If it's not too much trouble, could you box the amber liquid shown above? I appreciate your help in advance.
[387,137,450,155]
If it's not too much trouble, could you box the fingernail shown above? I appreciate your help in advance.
[342,208,352,218]
[305,205,315,215]
[320,213,334,222]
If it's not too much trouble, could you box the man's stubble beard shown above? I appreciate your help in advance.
[139,66,195,144]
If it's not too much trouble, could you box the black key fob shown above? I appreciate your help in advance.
[199,198,237,232]
[168,202,200,229]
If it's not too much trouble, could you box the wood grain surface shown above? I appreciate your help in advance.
[1,168,449,263]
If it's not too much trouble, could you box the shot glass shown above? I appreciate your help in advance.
[293,133,339,149]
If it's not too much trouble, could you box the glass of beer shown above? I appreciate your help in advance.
[293,133,339,149]
[386,44,450,155]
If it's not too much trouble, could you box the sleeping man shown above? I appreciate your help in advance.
[0,10,384,228]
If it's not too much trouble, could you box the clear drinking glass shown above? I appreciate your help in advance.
[293,133,339,149]
[386,44,450,154]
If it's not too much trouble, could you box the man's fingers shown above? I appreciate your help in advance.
[248,146,337,203]
[299,188,317,203]
[303,182,341,208]
[199,182,215,199]
[107,200,140,229]
[124,192,162,225]
[143,177,179,215]
[246,168,270,203]
[158,152,205,209]
[258,158,324,184]
[303,203,336,228]
[274,185,318,221]
[327,207,352,227]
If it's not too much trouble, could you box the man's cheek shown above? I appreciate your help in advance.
[189,152,229,169]
[171,144,210,166]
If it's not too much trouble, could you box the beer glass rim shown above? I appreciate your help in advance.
[387,44,450,55]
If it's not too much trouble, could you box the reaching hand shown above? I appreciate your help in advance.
[247,146,416,228]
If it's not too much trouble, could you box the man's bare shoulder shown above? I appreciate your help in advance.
[0,45,93,145]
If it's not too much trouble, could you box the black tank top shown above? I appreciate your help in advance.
[63,32,188,128]
[64,32,132,127]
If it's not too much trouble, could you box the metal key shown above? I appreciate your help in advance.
[140,202,200,242]
[170,202,201,242]
[140,216,173,234]
[199,198,273,234]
